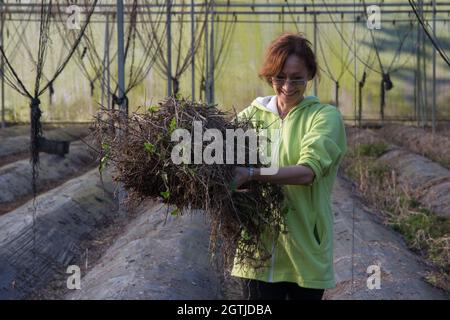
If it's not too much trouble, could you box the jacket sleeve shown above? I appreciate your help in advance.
[237,105,256,122]
[297,106,347,180]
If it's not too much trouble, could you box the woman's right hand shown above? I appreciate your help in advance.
[231,167,250,191]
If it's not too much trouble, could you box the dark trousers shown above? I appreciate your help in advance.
[243,279,324,300]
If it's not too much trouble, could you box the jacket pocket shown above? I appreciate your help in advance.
[313,222,322,247]
[311,214,329,253]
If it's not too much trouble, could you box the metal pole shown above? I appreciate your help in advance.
[422,6,428,127]
[353,0,357,128]
[2,3,450,16]
[191,0,195,100]
[117,0,126,114]
[106,14,111,110]
[204,0,209,103]
[416,2,421,127]
[414,70,417,122]
[380,78,384,124]
[1,1,5,128]
[313,13,317,96]
[167,0,172,96]
[432,0,436,134]
[358,83,362,127]
[101,14,108,108]
[116,1,127,217]
[209,0,215,105]
[1,2,449,11]
[101,59,105,108]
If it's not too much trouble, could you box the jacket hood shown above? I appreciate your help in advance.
[251,95,321,116]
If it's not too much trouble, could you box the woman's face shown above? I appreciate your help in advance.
[272,54,310,109]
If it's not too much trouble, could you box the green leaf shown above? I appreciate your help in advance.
[170,208,180,216]
[160,191,170,200]
[143,141,155,153]
[168,117,177,134]
[161,172,168,185]
[147,105,160,113]
[99,155,108,172]
[230,181,237,192]
[241,229,252,241]
[101,142,110,153]
[100,142,111,172]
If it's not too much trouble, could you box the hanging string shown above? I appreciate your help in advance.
[90,79,95,97]
[49,81,54,105]
[358,71,367,126]
[30,97,42,199]
[112,93,129,116]
[380,73,394,120]
[409,0,450,67]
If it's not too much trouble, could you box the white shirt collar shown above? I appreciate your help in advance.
[266,95,278,115]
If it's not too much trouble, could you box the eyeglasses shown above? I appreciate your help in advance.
[271,77,308,87]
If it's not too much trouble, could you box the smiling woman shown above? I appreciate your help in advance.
[259,33,318,118]
[270,55,310,119]
[231,32,347,300]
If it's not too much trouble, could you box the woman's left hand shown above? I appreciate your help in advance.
[231,167,250,190]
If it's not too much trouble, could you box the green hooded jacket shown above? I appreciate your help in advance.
[231,95,347,289]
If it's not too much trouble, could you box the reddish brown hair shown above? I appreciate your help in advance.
[259,32,318,85]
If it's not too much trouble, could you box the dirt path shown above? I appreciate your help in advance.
[1,158,446,299]
[62,174,449,300]
[0,141,97,215]
[0,169,117,300]
[326,175,448,300]
[346,126,450,217]
[67,201,221,300]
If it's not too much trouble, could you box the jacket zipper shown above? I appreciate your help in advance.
[269,116,284,282]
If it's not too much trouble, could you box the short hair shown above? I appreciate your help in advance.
[259,32,318,85]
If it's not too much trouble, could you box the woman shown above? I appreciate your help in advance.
[231,32,347,300]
